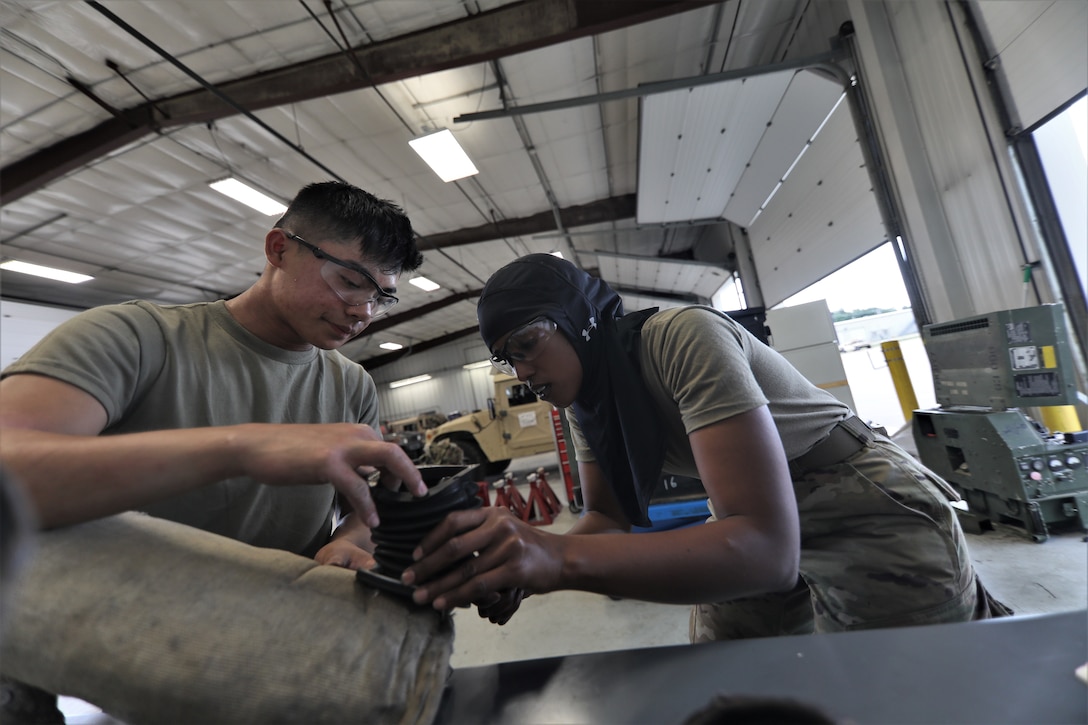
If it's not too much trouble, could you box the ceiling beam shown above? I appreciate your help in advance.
[360,325,481,370]
[418,194,637,250]
[456,50,842,122]
[363,289,481,335]
[1,1,716,205]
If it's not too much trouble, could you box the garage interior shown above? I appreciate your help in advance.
[2,1,1086,723]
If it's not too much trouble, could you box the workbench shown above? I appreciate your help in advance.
[437,609,1087,724]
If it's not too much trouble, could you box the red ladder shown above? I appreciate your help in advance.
[550,408,578,509]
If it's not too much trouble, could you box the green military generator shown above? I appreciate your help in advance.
[912,304,1087,542]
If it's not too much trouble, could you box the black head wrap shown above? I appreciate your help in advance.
[477,254,664,526]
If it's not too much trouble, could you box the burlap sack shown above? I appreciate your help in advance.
[0,512,453,724]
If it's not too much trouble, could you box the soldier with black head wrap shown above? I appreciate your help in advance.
[405,254,1011,639]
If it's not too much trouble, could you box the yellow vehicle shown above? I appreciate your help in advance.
[425,372,557,475]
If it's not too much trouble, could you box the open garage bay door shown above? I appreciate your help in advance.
[636,57,890,312]
[972,0,1087,133]
[747,94,888,309]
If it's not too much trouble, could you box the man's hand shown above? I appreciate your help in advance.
[315,538,377,571]
[401,507,565,611]
[316,511,376,570]
[235,422,426,528]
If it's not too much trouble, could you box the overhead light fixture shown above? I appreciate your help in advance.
[409,276,441,292]
[550,250,564,259]
[209,178,287,216]
[390,374,432,389]
[408,129,479,182]
[379,342,404,351]
[0,260,92,284]
[462,360,493,370]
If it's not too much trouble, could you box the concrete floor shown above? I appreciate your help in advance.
[450,521,1087,668]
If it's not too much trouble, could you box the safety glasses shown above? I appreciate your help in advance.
[489,317,558,375]
[283,231,398,317]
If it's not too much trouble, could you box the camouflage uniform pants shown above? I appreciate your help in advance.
[690,436,1012,642]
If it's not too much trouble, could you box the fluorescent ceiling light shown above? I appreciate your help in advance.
[550,251,564,258]
[462,360,493,370]
[390,374,432,389]
[408,129,478,182]
[209,178,287,216]
[0,260,92,284]
[379,342,403,350]
[409,276,441,292]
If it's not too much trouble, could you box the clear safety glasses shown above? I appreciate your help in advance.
[489,317,558,375]
[283,231,399,318]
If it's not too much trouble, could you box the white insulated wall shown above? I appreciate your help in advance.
[367,335,495,423]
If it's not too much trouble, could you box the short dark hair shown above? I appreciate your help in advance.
[275,181,423,274]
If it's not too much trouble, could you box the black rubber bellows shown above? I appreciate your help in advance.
[368,464,482,578]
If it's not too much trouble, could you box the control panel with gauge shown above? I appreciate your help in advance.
[914,409,1087,541]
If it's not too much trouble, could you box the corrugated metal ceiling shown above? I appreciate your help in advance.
[1,0,861,368]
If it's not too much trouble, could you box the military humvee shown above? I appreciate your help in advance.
[425,372,557,475]
[383,411,447,461]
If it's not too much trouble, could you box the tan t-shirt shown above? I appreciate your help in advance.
[567,306,849,478]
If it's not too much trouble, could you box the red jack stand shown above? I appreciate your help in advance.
[492,474,526,518]
[474,479,491,507]
[522,469,563,526]
[534,468,563,515]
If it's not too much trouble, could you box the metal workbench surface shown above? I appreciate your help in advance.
[436,609,1088,724]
